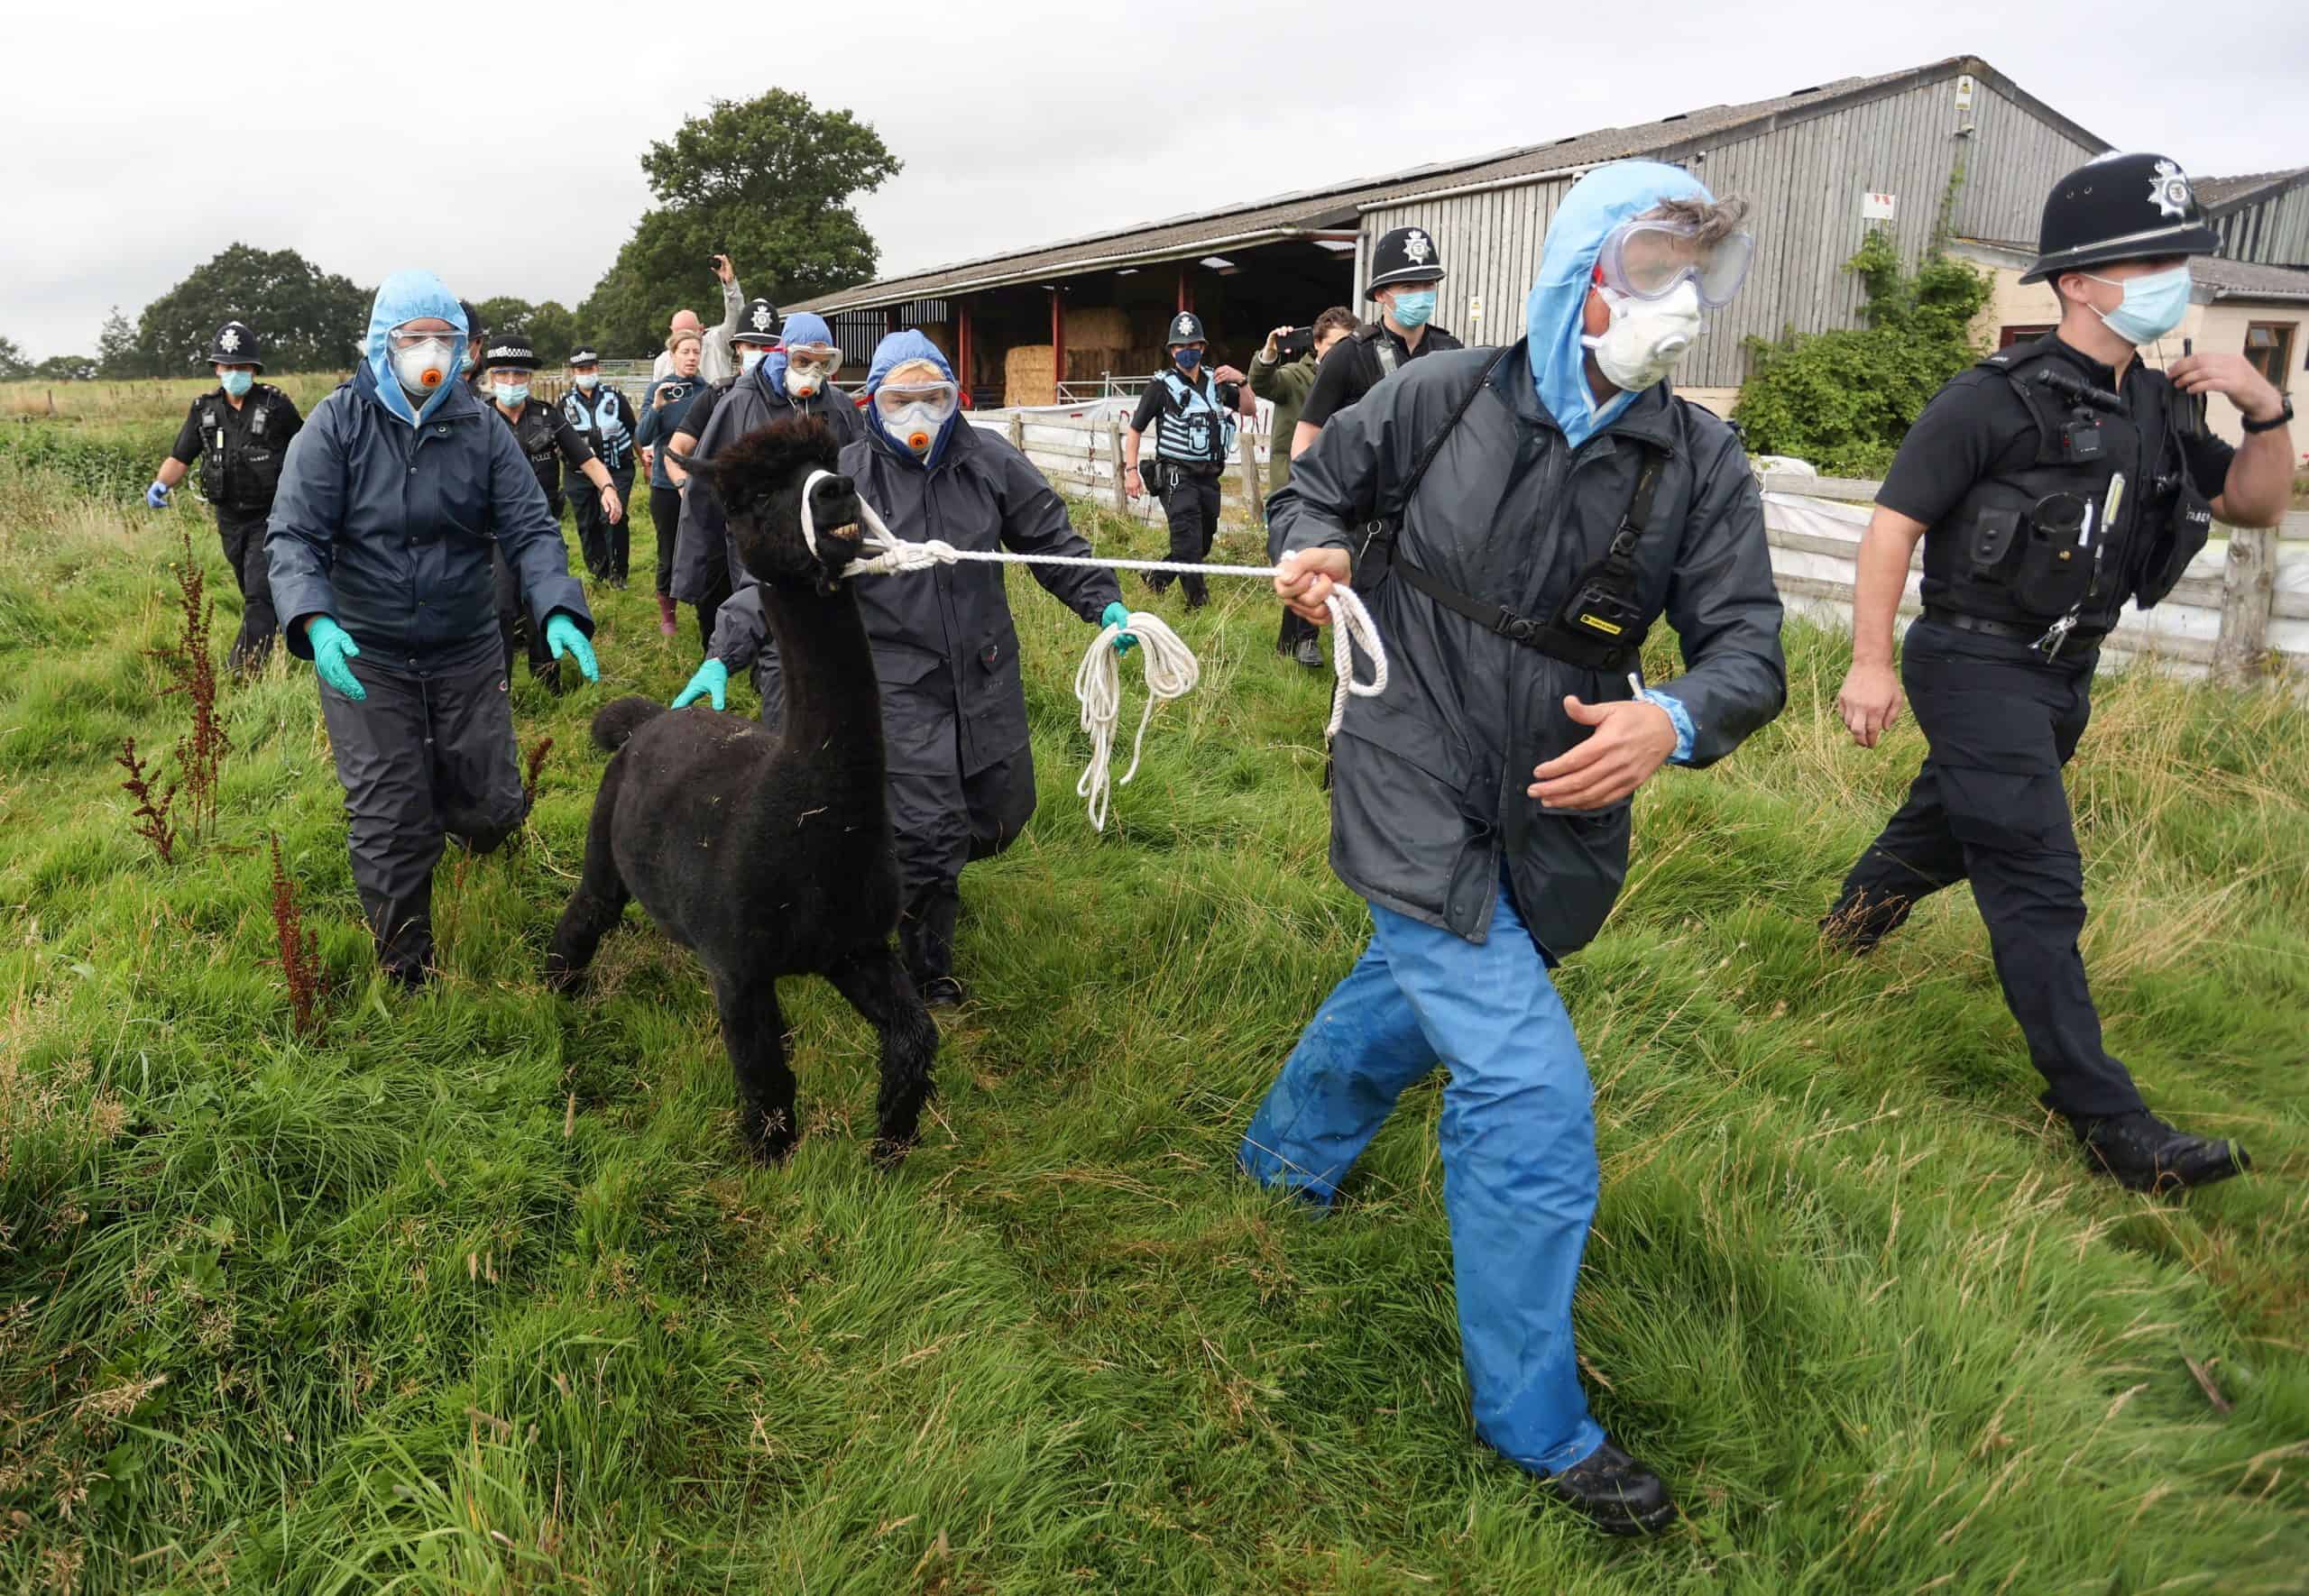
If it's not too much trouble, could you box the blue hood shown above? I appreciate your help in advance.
[1526,161,1711,449]
[363,270,468,427]
[762,310,834,392]
[864,331,959,468]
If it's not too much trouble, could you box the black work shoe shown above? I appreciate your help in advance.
[2066,1105,2251,1194]
[920,976,967,1010]
[383,962,431,994]
[1538,1437,1677,1536]
[1292,636,1324,670]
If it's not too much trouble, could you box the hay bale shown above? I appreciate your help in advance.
[1005,345,1055,408]
[1063,306,1131,353]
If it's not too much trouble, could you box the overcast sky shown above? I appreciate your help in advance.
[3,0,2303,360]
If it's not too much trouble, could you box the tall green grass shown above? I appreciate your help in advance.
[1,445,2303,1592]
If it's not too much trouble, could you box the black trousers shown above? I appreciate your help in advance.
[215,505,279,671]
[1146,464,1222,605]
[755,659,1035,986]
[574,463,634,581]
[651,485,683,598]
[492,507,564,684]
[318,653,529,978]
[1276,607,1319,656]
[694,560,733,656]
[1831,620,2145,1118]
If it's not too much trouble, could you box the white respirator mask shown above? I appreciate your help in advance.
[392,337,456,399]
[1581,280,1704,394]
[783,366,820,399]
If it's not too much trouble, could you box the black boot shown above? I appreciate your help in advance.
[1292,635,1324,670]
[2062,1102,2251,1193]
[1537,1437,1677,1536]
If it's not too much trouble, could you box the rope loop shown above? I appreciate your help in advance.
[791,474,1391,829]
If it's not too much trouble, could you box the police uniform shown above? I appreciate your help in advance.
[477,332,596,686]
[1826,152,2251,1190]
[168,322,301,670]
[1299,226,1464,433]
[1130,312,1243,608]
[560,346,640,585]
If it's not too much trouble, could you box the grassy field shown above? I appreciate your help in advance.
[1,407,2304,1593]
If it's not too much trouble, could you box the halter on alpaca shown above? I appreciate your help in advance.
[794,468,1393,830]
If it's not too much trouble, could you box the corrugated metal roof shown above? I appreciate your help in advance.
[792,54,2101,316]
[2198,168,2309,211]
[2194,255,2309,301]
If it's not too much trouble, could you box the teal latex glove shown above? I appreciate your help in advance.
[673,657,729,710]
[306,616,366,702]
[1102,600,1137,656]
[543,612,599,682]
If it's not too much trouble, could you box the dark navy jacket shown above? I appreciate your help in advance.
[267,362,592,674]
[670,365,861,604]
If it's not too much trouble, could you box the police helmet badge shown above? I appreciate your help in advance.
[2148,159,2193,220]
[1403,230,1432,264]
[218,326,242,354]
[750,303,776,332]
[1175,314,1195,338]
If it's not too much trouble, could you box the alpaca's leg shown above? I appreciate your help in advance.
[824,946,940,1164]
[713,977,798,1162]
[545,767,630,993]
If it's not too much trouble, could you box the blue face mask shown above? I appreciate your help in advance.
[218,370,253,398]
[1390,289,1438,329]
[1173,346,1202,371]
[493,382,529,408]
[2084,266,2191,346]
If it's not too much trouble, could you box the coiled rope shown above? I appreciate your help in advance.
[799,470,1388,829]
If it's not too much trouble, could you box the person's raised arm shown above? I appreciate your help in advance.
[2169,351,2294,528]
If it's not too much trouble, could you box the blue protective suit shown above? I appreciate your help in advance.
[1246,161,1759,1482]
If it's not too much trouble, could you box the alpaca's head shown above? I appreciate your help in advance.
[685,417,864,594]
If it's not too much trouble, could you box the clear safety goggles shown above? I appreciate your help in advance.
[388,326,460,353]
[873,381,959,424]
[784,344,842,380]
[1595,219,1754,308]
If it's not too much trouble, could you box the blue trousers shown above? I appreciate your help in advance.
[1240,888,1606,1477]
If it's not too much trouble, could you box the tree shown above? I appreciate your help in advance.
[466,297,584,365]
[0,335,28,381]
[1732,228,1992,477]
[133,246,370,375]
[95,307,152,379]
[32,353,99,381]
[579,90,900,355]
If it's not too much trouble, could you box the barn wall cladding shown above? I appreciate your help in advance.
[2209,177,2309,269]
[1359,70,2102,390]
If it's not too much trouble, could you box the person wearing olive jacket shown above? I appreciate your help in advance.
[1241,163,1786,1536]
[267,271,600,990]
[1251,307,1355,666]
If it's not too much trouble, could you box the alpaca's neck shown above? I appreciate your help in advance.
[759,577,884,771]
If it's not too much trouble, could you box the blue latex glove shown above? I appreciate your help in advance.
[1102,601,1138,657]
[144,481,171,509]
[544,612,600,683]
[673,657,728,710]
[307,616,366,702]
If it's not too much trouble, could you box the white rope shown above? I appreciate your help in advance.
[798,471,1389,829]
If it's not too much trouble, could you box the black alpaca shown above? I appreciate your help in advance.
[546,417,938,1162]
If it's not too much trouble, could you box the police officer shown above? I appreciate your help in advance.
[1292,225,1462,458]
[1121,311,1249,609]
[474,331,622,688]
[561,346,641,587]
[665,298,799,653]
[267,273,599,989]
[1826,153,2294,1193]
[147,321,303,672]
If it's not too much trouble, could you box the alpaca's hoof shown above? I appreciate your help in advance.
[742,1108,798,1165]
[869,1134,917,1169]
[541,953,584,995]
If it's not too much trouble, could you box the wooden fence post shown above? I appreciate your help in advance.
[1109,417,1127,514]
[2210,525,2278,684]
[1237,432,1264,527]
[1007,412,1024,454]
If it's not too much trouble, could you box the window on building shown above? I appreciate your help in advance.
[2244,322,2297,387]
[1999,324,2056,349]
